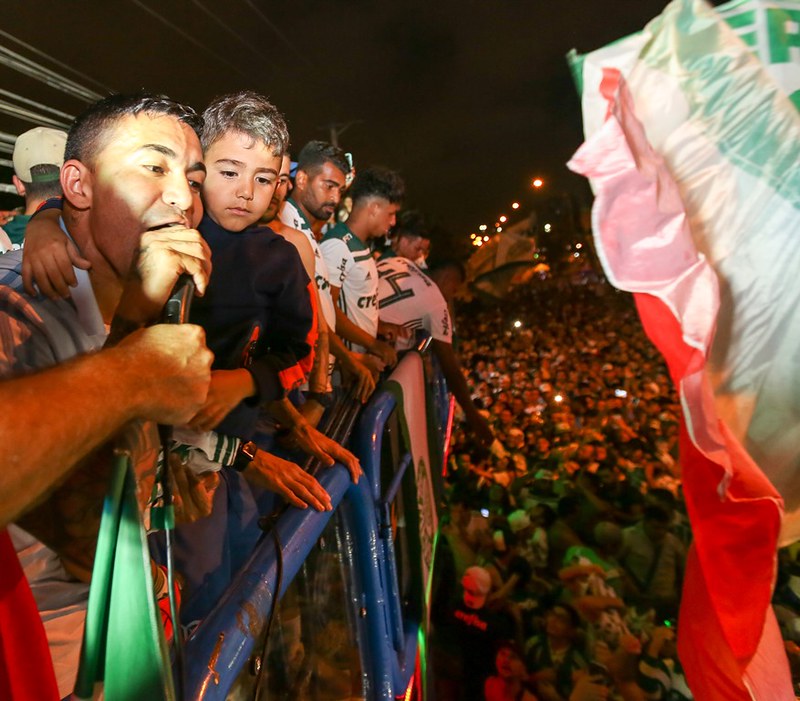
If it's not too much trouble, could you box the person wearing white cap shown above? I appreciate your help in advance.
[0,127,67,251]
[432,564,516,701]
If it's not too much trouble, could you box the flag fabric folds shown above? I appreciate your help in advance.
[568,0,800,698]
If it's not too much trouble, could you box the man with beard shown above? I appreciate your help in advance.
[280,141,377,397]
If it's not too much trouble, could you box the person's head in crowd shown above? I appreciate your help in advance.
[261,152,293,224]
[12,126,67,213]
[531,504,558,530]
[641,505,671,545]
[462,566,492,610]
[507,427,525,450]
[576,441,596,463]
[492,522,517,559]
[492,640,528,682]
[293,140,350,225]
[61,92,205,280]
[645,487,677,517]
[544,603,581,644]
[508,509,533,540]
[535,436,551,455]
[593,521,623,557]
[391,209,430,262]
[499,407,514,428]
[347,166,405,240]
[530,470,556,499]
[200,90,288,231]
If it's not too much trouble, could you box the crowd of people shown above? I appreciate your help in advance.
[431,281,691,701]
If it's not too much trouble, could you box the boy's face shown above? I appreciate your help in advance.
[203,130,281,231]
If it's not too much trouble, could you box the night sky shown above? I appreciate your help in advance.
[2,0,679,241]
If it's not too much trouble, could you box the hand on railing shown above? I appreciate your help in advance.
[244,449,332,512]
[340,351,377,402]
[283,418,362,483]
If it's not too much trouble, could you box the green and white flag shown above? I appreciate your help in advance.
[568,1,800,698]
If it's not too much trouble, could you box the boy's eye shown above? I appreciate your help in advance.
[256,176,275,186]
[220,170,237,179]
[145,165,165,174]
[189,179,204,192]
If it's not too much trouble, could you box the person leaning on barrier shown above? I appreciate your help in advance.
[280,140,376,401]
[0,91,215,698]
[320,165,404,374]
[376,218,494,448]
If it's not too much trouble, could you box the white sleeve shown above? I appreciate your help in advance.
[320,238,350,287]
[427,291,453,343]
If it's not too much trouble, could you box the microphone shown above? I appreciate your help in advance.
[161,273,195,325]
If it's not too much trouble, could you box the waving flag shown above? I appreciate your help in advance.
[568,0,800,698]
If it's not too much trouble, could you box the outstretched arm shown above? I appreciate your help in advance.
[432,339,493,448]
[0,324,213,528]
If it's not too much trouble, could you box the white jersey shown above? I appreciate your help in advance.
[279,198,337,333]
[320,222,378,353]
[377,254,452,351]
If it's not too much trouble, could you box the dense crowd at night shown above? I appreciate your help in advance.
[0,86,798,701]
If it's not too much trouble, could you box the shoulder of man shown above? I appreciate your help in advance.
[322,223,368,253]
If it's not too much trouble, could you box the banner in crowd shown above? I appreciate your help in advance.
[568,0,800,698]
[466,223,544,300]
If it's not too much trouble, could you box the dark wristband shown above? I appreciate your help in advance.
[232,441,257,472]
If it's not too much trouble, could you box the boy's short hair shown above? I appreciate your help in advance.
[349,166,405,206]
[65,91,203,165]
[201,90,289,156]
[296,140,350,178]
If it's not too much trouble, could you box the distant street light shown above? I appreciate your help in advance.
[479,224,487,231]
[511,202,520,209]
[532,178,544,189]
[499,215,507,223]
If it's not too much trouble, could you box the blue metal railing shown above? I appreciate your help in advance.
[183,350,451,700]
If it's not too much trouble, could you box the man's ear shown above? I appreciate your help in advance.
[60,160,92,210]
[295,169,307,190]
[11,175,26,198]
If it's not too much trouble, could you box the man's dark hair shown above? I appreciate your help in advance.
[394,209,431,241]
[65,91,203,164]
[548,602,581,630]
[23,164,62,201]
[296,140,349,177]
[349,166,405,206]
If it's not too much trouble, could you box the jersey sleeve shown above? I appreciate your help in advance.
[320,238,351,288]
[425,287,453,344]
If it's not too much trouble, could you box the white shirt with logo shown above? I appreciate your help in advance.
[377,254,452,351]
[321,222,378,353]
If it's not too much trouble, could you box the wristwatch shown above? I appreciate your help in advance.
[232,441,257,472]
